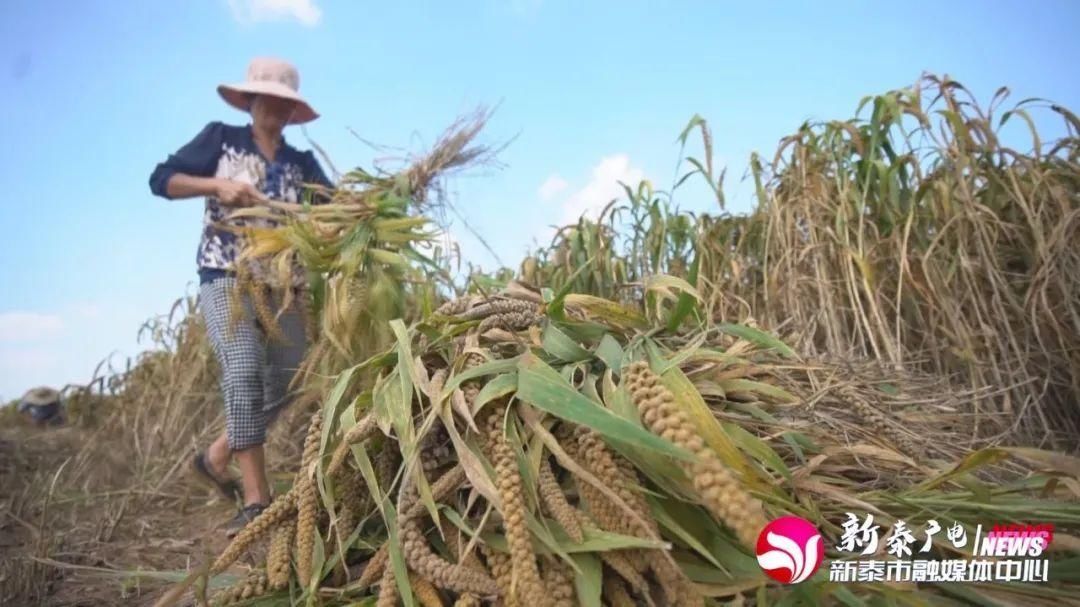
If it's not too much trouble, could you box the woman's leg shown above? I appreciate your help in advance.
[206,431,231,476]
[235,446,271,506]
[199,276,273,507]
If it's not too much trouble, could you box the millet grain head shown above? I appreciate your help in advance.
[623,362,767,550]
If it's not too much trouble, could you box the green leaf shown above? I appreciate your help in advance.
[516,353,692,461]
[548,261,595,320]
[877,383,899,396]
[473,372,518,414]
[666,253,702,332]
[566,528,668,552]
[601,369,633,419]
[914,448,1010,492]
[643,274,702,303]
[716,323,796,358]
[390,320,419,445]
[580,371,604,405]
[600,371,693,497]
[656,332,707,374]
[370,372,393,436]
[439,507,483,543]
[676,113,707,147]
[555,319,614,343]
[377,369,411,453]
[594,334,625,372]
[308,532,326,597]
[721,422,791,482]
[685,348,751,368]
[347,440,414,607]
[648,497,726,570]
[318,365,359,471]
[541,323,593,363]
[569,553,603,607]
[386,321,436,524]
[670,499,763,577]
[368,248,409,269]
[440,357,521,400]
[726,401,811,464]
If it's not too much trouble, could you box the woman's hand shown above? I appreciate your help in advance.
[215,179,267,207]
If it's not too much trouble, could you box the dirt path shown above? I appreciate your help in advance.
[0,424,258,606]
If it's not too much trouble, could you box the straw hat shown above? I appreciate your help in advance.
[21,386,60,407]
[217,57,319,125]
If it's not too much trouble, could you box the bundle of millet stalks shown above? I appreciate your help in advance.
[188,287,1080,607]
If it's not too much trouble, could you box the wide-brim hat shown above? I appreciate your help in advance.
[21,386,60,407]
[217,57,319,125]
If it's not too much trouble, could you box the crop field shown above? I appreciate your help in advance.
[2,75,1078,607]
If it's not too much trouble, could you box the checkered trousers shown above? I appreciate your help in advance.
[199,276,307,451]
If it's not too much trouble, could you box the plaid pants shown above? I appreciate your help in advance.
[199,276,307,451]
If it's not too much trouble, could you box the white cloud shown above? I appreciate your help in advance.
[227,0,322,26]
[559,154,645,225]
[0,312,64,343]
[0,348,59,376]
[538,174,568,201]
[0,346,61,403]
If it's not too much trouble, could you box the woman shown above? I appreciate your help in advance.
[148,57,332,536]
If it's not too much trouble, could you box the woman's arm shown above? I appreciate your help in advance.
[149,122,224,199]
[166,174,265,206]
[150,122,265,205]
[165,174,222,199]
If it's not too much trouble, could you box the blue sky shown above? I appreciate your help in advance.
[1,0,1078,402]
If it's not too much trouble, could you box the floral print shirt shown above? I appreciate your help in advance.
[149,121,332,287]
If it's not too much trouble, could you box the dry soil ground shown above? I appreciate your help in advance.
[0,423,288,606]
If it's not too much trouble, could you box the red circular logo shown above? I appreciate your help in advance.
[755,516,824,584]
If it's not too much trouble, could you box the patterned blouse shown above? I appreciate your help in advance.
[148,121,332,287]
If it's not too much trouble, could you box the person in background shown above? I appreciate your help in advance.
[148,57,333,537]
[18,387,65,427]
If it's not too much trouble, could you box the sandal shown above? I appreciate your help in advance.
[224,503,268,538]
[191,452,243,503]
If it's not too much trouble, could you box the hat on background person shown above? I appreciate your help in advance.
[20,386,61,408]
[18,384,62,419]
[217,57,319,125]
